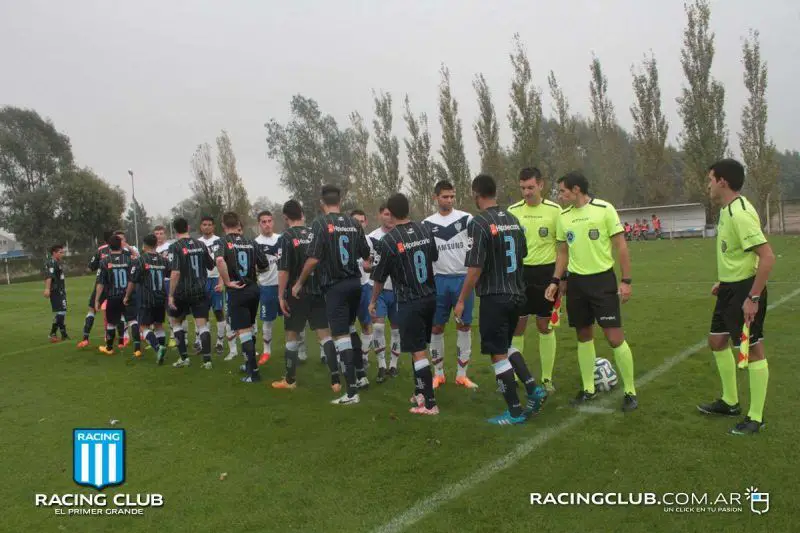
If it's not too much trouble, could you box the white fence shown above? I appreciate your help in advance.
[617,203,707,238]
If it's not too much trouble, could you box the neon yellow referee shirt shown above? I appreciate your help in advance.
[508,198,561,266]
[716,195,767,283]
[556,198,623,275]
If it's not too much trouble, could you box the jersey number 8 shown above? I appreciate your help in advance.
[413,250,427,283]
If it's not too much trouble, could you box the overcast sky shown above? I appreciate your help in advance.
[1,0,798,216]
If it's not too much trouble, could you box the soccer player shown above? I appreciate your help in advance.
[292,185,371,405]
[697,159,775,435]
[455,175,547,425]
[125,234,170,364]
[77,230,113,348]
[167,217,215,368]
[508,168,561,392]
[651,214,662,239]
[351,209,375,370]
[255,210,282,365]
[368,204,402,380]
[422,180,477,389]
[544,171,638,412]
[273,200,336,389]
[623,221,632,241]
[44,244,69,341]
[215,211,269,383]
[370,193,439,414]
[154,225,180,349]
[198,216,226,354]
[94,235,133,355]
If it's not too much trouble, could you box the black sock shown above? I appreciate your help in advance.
[351,332,366,379]
[105,327,115,350]
[157,332,166,347]
[200,330,211,362]
[50,317,58,336]
[175,329,187,359]
[131,323,141,351]
[117,321,125,343]
[83,313,95,340]
[241,336,258,378]
[508,352,537,396]
[341,348,357,397]
[145,330,159,352]
[415,362,436,409]
[323,340,340,384]
[285,344,299,384]
[497,367,523,417]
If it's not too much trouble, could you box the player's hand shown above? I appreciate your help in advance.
[711,282,720,296]
[95,300,102,312]
[215,282,223,293]
[363,257,373,272]
[544,283,558,302]
[291,282,302,299]
[454,299,465,324]
[168,296,177,311]
[43,289,50,298]
[618,282,632,304]
[123,296,129,306]
[279,297,291,317]
[368,302,377,320]
[742,298,758,326]
[225,280,245,289]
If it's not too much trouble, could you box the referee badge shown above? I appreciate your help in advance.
[588,229,600,240]
[566,230,575,244]
[721,240,728,253]
[538,227,549,238]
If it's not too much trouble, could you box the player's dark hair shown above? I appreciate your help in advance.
[282,200,304,221]
[709,158,745,192]
[108,235,123,251]
[143,234,157,248]
[350,209,366,218]
[153,225,165,232]
[172,217,189,234]
[471,174,497,198]
[519,167,543,181]
[50,244,64,254]
[103,230,114,244]
[200,215,214,224]
[222,211,240,229]
[378,202,389,213]
[386,193,410,219]
[257,210,272,221]
[557,171,590,194]
[434,180,454,195]
[321,185,341,206]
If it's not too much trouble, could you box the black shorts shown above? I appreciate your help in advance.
[566,269,621,329]
[397,296,436,354]
[284,293,328,333]
[169,295,210,321]
[710,278,767,346]
[324,277,361,337]
[50,291,67,313]
[522,264,556,319]
[139,305,166,326]
[124,289,140,322]
[88,286,107,309]
[105,297,125,325]
[478,294,523,355]
[227,284,259,331]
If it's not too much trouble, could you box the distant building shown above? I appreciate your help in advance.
[0,229,22,254]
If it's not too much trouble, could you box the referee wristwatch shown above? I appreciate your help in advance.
[748,294,761,303]
[621,278,632,285]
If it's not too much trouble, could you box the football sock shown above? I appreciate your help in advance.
[155,328,166,347]
[174,327,187,359]
[613,341,636,395]
[145,329,159,352]
[50,315,58,336]
[539,331,556,382]
[747,359,768,423]
[262,320,273,354]
[240,332,258,378]
[512,333,526,356]
[577,340,597,394]
[335,337,357,397]
[508,350,537,396]
[131,321,141,352]
[373,322,387,369]
[215,312,225,342]
[199,326,211,363]
[494,358,522,417]
[360,330,373,365]
[351,329,365,379]
[430,332,445,376]
[714,348,738,406]
[322,338,340,384]
[105,325,115,350]
[285,340,299,384]
[297,329,307,358]
[116,321,125,344]
[82,312,95,341]
[456,329,472,378]
[389,328,401,368]
[414,358,436,409]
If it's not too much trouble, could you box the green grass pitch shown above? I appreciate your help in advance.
[2,236,799,532]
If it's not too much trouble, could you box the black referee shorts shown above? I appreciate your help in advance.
[50,291,67,313]
[284,293,328,333]
[169,294,210,321]
[324,277,361,337]
[397,295,436,354]
[522,263,556,319]
[710,277,767,346]
[227,284,259,331]
[565,269,621,329]
[478,294,523,355]
[105,297,125,325]
[139,305,166,326]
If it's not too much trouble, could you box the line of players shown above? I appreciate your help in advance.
[43,159,771,431]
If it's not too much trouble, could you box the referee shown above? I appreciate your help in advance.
[545,171,638,412]
[508,167,561,392]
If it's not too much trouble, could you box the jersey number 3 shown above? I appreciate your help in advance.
[503,236,517,274]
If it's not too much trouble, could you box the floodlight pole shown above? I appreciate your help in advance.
[128,169,139,248]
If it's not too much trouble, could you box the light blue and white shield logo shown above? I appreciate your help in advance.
[73,429,125,490]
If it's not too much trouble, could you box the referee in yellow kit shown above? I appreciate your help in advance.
[508,167,561,392]
[545,171,638,412]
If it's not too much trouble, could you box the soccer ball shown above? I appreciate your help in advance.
[594,358,618,392]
